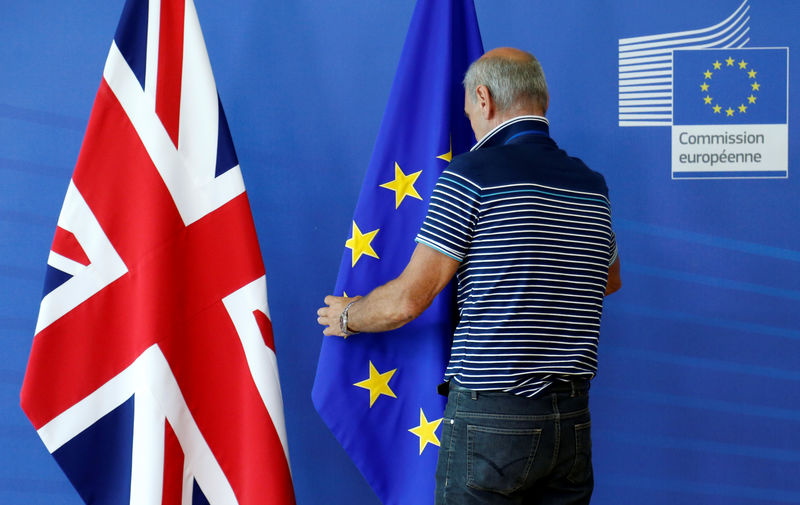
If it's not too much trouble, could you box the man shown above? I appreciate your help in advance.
[318,47,620,504]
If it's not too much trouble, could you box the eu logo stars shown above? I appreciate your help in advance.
[672,48,788,179]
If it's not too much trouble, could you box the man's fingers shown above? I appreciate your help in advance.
[322,326,344,338]
[317,294,352,338]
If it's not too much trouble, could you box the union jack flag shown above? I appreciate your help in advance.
[20,0,296,503]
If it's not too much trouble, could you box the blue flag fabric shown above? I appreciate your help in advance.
[673,48,788,125]
[311,1,483,504]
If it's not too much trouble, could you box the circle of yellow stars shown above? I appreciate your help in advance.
[700,56,759,117]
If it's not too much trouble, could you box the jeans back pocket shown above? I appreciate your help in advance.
[566,420,592,485]
[466,425,542,495]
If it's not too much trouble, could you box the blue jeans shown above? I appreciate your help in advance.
[434,381,593,505]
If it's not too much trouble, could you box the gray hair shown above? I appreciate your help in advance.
[463,51,548,114]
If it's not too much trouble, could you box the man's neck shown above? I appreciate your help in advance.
[497,107,545,124]
[472,114,550,151]
[477,112,547,143]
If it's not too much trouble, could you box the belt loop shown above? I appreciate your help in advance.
[570,381,576,398]
[471,390,478,400]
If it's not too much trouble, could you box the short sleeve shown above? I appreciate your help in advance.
[602,178,617,267]
[415,170,481,261]
[609,229,618,266]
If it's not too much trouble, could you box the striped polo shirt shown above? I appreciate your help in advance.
[416,116,617,397]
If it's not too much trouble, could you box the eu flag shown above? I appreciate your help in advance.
[311,1,483,504]
[673,48,788,125]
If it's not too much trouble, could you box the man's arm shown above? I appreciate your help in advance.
[317,244,460,337]
[605,256,621,296]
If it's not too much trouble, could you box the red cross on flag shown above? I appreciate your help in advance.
[20,0,296,503]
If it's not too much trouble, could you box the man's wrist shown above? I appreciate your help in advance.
[339,300,360,337]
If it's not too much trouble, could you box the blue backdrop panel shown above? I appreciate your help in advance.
[1,1,798,505]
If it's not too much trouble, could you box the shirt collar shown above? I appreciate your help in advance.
[470,115,550,151]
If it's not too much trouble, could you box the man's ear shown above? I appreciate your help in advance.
[475,85,494,120]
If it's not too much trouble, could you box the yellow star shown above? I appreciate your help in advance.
[436,136,453,163]
[738,59,748,69]
[700,82,710,92]
[713,60,722,70]
[703,70,713,79]
[379,162,422,209]
[713,104,722,114]
[748,69,757,79]
[408,408,443,455]
[345,221,379,267]
[726,107,735,117]
[725,56,735,66]
[738,104,747,113]
[748,94,757,104]
[703,95,713,105]
[353,361,397,407]
[751,81,760,91]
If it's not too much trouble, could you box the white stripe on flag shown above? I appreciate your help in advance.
[177,0,221,185]
[222,275,292,465]
[35,181,128,334]
[130,381,166,505]
[46,251,84,277]
[103,41,245,226]
[143,0,162,106]
[37,345,239,503]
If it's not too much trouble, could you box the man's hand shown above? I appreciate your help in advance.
[316,243,460,337]
[317,295,362,337]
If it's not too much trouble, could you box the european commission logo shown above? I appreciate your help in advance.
[618,0,789,179]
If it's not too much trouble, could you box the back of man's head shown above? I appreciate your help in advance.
[463,48,548,116]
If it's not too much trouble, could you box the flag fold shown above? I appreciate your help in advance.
[312,1,483,503]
